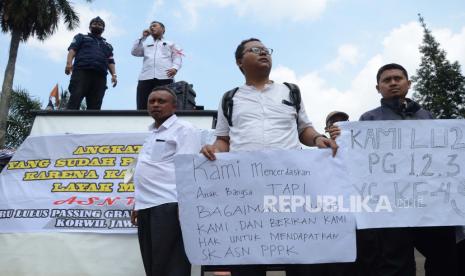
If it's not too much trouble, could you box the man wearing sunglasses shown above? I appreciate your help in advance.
[201,38,337,276]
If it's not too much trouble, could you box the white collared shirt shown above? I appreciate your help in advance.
[131,36,183,80]
[215,82,312,152]
[134,115,200,210]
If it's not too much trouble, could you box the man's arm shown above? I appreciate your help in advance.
[108,63,117,87]
[166,43,183,78]
[131,33,147,57]
[299,126,338,156]
[293,92,337,155]
[200,136,230,161]
[171,43,183,70]
[65,49,76,75]
[130,209,138,226]
[65,34,82,75]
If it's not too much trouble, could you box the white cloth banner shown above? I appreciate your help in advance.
[338,119,465,229]
[175,150,357,265]
[3,120,464,237]
[0,133,148,233]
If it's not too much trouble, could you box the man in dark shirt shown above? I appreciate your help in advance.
[356,63,457,276]
[65,16,117,110]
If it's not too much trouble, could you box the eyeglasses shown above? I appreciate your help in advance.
[244,47,273,56]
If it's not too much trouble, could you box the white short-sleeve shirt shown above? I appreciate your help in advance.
[215,82,312,152]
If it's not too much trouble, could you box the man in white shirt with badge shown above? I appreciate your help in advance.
[131,87,200,276]
[132,21,183,110]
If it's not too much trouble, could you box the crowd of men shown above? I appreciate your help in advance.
[63,16,464,276]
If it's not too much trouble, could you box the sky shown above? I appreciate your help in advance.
[1,0,465,132]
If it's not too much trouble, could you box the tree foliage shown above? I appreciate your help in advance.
[0,0,80,41]
[412,14,465,119]
[0,0,90,147]
[6,88,41,148]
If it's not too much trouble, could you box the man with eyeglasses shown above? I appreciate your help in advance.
[201,38,337,276]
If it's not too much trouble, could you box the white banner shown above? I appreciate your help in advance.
[175,150,357,265]
[338,119,465,229]
[3,120,464,238]
[0,133,148,233]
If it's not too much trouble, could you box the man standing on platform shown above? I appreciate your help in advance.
[65,16,117,110]
[132,21,183,110]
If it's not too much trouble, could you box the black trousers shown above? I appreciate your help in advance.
[457,238,465,276]
[67,69,107,110]
[137,78,173,110]
[356,227,457,276]
[137,203,191,276]
[203,263,354,276]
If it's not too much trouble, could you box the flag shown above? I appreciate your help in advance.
[46,99,54,110]
[49,84,59,108]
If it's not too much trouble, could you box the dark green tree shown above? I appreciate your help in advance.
[6,88,41,148]
[412,14,465,119]
[0,0,91,147]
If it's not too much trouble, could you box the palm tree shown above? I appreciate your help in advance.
[6,88,41,148]
[0,0,90,147]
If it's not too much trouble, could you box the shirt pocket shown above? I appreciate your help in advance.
[268,101,297,128]
[150,141,166,161]
[162,140,177,159]
[160,46,172,58]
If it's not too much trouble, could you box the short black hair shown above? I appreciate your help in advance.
[151,21,165,32]
[235,38,261,61]
[376,63,408,83]
[89,16,105,28]
[151,86,177,104]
